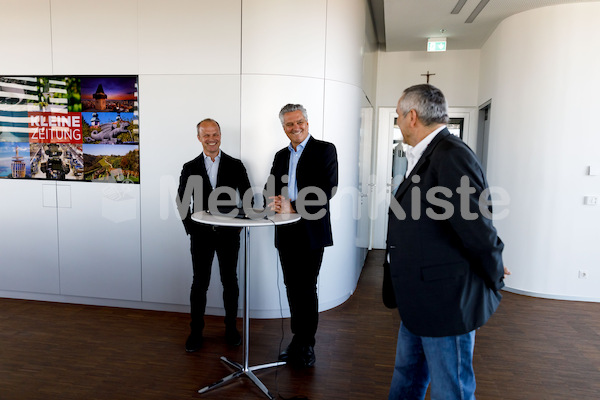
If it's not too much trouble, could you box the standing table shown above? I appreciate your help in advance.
[191,210,301,399]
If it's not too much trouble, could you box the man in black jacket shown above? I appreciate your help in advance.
[267,104,338,368]
[177,118,252,352]
[387,85,510,399]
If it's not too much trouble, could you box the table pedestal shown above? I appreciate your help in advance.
[198,226,285,399]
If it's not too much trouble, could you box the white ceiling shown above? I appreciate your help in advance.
[371,0,600,51]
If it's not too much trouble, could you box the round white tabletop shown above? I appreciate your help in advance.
[191,210,301,227]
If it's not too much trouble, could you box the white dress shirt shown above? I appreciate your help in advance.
[287,134,311,201]
[405,126,446,178]
[203,150,221,189]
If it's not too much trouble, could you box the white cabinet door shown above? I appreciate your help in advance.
[0,180,60,294]
[57,182,142,301]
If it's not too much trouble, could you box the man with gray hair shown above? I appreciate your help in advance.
[267,103,338,368]
[386,84,509,399]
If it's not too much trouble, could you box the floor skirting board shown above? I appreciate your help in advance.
[503,286,600,303]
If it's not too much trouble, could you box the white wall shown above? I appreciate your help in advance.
[479,3,600,301]
[0,0,371,316]
[376,49,481,108]
[0,0,53,75]
[139,74,242,309]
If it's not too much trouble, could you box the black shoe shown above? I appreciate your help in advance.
[279,343,315,367]
[185,334,204,352]
[297,345,316,367]
[278,342,299,362]
[225,326,242,346]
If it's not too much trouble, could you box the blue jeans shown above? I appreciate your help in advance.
[388,322,476,400]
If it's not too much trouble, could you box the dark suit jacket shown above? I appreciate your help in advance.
[269,136,338,250]
[387,129,505,337]
[178,151,251,235]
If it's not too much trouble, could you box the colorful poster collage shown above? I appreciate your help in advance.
[0,76,139,183]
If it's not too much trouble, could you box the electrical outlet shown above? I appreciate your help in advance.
[579,270,588,279]
[583,196,598,206]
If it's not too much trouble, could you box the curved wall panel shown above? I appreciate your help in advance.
[320,80,363,307]
[240,74,325,317]
[325,0,365,88]
[479,3,600,301]
[238,0,368,316]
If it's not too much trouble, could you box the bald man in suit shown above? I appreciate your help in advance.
[178,118,252,352]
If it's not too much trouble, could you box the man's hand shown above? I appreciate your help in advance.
[267,195,296,214]
[503,266,511,280]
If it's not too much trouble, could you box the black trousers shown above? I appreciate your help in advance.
[278,246,324,347]
[189,225,241,334]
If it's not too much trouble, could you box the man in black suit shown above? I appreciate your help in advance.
[177,118,252,352]
[386,85,510,399]
[267,104,338,367]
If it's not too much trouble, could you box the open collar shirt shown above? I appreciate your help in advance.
[405,125,446,178]
[203,150,221,189]
[287,134,311,201]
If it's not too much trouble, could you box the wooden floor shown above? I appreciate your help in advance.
[1,250,600,400]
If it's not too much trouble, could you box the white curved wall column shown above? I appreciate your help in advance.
[320,80,363,308]
[241,76,365,315]
[479,3,600,301]
[325,0,365,87]
[240,74,326,317]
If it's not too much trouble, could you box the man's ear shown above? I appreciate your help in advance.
[408,109,419,127]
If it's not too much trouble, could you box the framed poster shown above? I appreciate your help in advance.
[0,76,139,183]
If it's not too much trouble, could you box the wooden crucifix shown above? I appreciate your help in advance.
[421,70,435,83]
